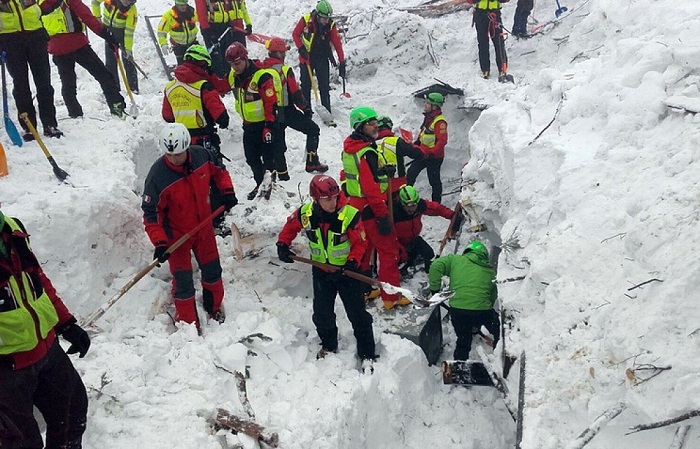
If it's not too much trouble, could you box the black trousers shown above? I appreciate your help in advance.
[280,106,320,163]
[242,122,277,186]
[299,55,331,113]
[53,44,124,117]
[449,308,500,360]
[202,24,237,78]
[311,266,376,359]
[473,9,507,73]
[0,339,88,449]
[512,0,534,36]
[406,157,443,203]
[104,26,138,92]
[405,236,435,272]
[0,30,57,131]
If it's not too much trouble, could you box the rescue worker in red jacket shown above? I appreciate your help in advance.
[260,37,328,174]
[276,175,376,364]
[392,185,455,274]
[292,0,345,115]
[0,0,64,141]
[406,92,448,204]
[194,0,252,77]
[375,115,424,202]
[142,123,238,327]
[162,45,230,230]
[225,42,282,199]
[341,106,410,310]
[0,210,91,449]
[42,0,126,119]
[157,0,199,66]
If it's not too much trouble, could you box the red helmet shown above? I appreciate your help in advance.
[309,175,340,200]
[265,37,289,53]
[225,42,248,64]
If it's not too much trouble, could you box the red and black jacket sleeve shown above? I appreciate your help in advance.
[277,208,303,246]
[201,82,229,129]
[423,199,454,219]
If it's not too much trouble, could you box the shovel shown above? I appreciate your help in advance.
[20,113,69,182]
[114,47,139,117]
[340,77,351,99]
[555,0,568,17]
[0,52,23,147]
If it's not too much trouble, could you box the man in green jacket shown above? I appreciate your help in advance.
[428,240,499,360]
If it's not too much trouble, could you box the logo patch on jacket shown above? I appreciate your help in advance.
[265,88,274,97]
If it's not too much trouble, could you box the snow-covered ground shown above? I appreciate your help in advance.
[1,0,699,447]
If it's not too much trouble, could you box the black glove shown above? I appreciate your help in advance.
[223,193,238,211]
[58,319,91,358]
[338,60,346,79]
[276,242,295,263]
[153,245,170,265]
[298,46,309,60]
[245,24,252,35]
[343,259,358,273]
[101,28,119,52]
[376,215,393,236]
[303,108,313,119]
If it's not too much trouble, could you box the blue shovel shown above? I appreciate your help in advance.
[555,0,568,18]
[0,52,23,147]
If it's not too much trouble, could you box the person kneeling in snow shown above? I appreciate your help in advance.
[393,185,456,276]
[276,175,377,363]
[141,123,238,328]
[429,240,499,360]
[0,209,90,449]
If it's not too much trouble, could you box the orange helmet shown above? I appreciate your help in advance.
[265,37,289,53]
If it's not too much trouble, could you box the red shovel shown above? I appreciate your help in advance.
[340,77,351,98]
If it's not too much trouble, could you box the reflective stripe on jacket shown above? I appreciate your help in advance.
[157,6,198,46]
[0,217,60,355]
[0,0,43,33]
[165,78,207,130]
[342,145,389,198]
[473,0,502,10]
[204,0,250,25]
[418,114,446,149]
[301,202,359,266]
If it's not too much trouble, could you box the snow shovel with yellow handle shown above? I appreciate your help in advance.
[20,113,69,182]
[114,47,139,117]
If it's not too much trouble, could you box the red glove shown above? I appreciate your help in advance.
[262,122,273,144]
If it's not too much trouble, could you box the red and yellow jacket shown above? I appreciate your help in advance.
[416,108,448,159]
[291,11,344,64]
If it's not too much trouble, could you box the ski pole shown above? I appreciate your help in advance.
[19,113,69,182]
[81,205,225,328]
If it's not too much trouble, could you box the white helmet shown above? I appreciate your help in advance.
[159,123,190,155]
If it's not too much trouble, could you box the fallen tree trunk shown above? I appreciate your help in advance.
[214,408,279,448]
[627,409,700,435]
[565,402,627,449]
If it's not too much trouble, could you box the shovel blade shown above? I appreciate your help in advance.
[4,116,23,147]
[129,103,139,118]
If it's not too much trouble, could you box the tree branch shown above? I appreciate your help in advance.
[627,410,700,435]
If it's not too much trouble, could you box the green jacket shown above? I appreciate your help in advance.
[428,251,497,310]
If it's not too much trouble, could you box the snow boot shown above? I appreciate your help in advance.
[43,126,64,138]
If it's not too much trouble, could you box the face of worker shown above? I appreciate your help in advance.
[318,16,330,26]
[318,195,338,213]
[175,4,188,11]
[423,101,435,114]
[231,58,247,75]
[361,119,379,140]
[165,151,188,166]
[402,203,418,215]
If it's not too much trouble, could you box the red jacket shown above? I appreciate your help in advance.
[0,219,73,370]
[418,108,448,159]
[277,200,367,271]
[342,132,389,220]
[142,146,234,246]
[162,62,230,135]
[46,0,109,56]
[392,198,453,246]
[260,56,308,111]
[291,11,344,64]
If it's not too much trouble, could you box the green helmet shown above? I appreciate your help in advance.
[464,240,488,257]
[349,106,378,130]
[174,0,188,5]
[316,0,333,18]
[184,44,211,66]
[426,92,445,107]
[377,115,393,130]
[398,185,419,206]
